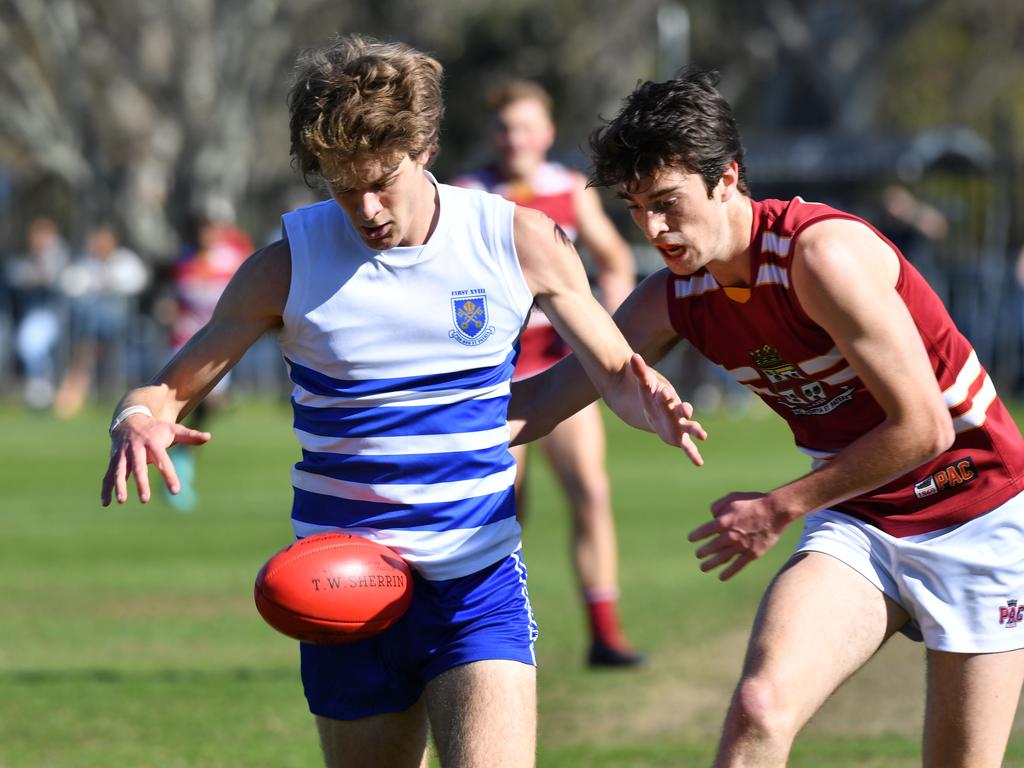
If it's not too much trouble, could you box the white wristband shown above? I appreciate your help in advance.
[109,405,154,435]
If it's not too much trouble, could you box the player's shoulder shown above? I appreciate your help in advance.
[631,267,672,306]
[283,198,345,227]
[225,238,291,314]
[792,215,885,266]
[789,215,899,299]
[248,237,290,271]
[512,203,561,241]
[439,179,516,229]
[510,204,576,283]
[769,197,869,245]
[757,196,872,266]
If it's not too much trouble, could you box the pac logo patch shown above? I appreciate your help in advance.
[913,456,977,499]
[449,290,495,346]
[1000,599,1023,628]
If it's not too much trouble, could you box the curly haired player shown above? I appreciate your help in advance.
[99,35,705,768]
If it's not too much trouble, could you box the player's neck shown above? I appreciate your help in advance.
[708,195,755,287]
[404,175,442,246]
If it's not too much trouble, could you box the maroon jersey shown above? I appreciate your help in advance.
[452,162,581,377]
[667,197,1024,536]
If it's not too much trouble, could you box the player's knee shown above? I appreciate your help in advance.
[729,675,798,744]
[565,474,611,516]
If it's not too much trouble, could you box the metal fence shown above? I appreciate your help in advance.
[0,294,290,411]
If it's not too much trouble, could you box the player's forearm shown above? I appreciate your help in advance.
[598,372,654,432]
[115,346,228,426]
[766,414,955,523]
[142,311,264,422]
[111,383,188,427]
[508,355,599,445]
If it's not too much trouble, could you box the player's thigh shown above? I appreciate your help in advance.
[425,659,536,768]
[740,552,910,726]
[316,700,429,768]
[539,403,608,494]
[923,647,1024,768]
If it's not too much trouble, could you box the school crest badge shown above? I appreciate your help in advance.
[449,291,495,346]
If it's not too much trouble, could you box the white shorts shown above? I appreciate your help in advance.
[796,491,1024,653]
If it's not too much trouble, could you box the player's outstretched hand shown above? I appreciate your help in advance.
[687,492,789,580]
[101,413,211,506]
[630,353,707,466]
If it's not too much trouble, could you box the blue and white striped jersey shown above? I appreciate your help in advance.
[279,177,535,580]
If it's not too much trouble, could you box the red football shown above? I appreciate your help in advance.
[254,533,414,644]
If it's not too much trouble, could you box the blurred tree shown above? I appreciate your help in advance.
[1,0,1022,261]
[0,0,327,259]
[679,0,935,133]
[877,0,1024,137]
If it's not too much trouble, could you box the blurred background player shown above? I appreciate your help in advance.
[53,221,149,418]
[452,80,643,668]
[160,211,252,510]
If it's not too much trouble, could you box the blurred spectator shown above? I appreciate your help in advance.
[0,265,11,392]
[880,184,949,293]
[5,217,70,409]
[159,215,253,510]
[881,184,950,243]
[53,222,149,418]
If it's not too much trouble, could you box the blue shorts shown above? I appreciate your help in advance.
[300,550,539,720]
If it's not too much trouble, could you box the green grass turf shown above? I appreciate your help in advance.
[2,399,1023,766]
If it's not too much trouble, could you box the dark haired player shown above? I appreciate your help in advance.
[514,68,1024,767]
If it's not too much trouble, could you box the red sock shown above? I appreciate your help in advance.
[585,591,629,650]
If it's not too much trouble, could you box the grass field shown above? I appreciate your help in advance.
[2,399,1024,767]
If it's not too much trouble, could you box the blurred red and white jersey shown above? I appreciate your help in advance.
[171,225,253,350]
[452,162,581,378]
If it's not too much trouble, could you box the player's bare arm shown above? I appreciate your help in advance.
[690,219,955,579]
[612,270,704,452]
[509,269,694,444]
[509,207,705,463]
[611,270,688,369]
[573,181,635,312]
[101,239,291,506]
